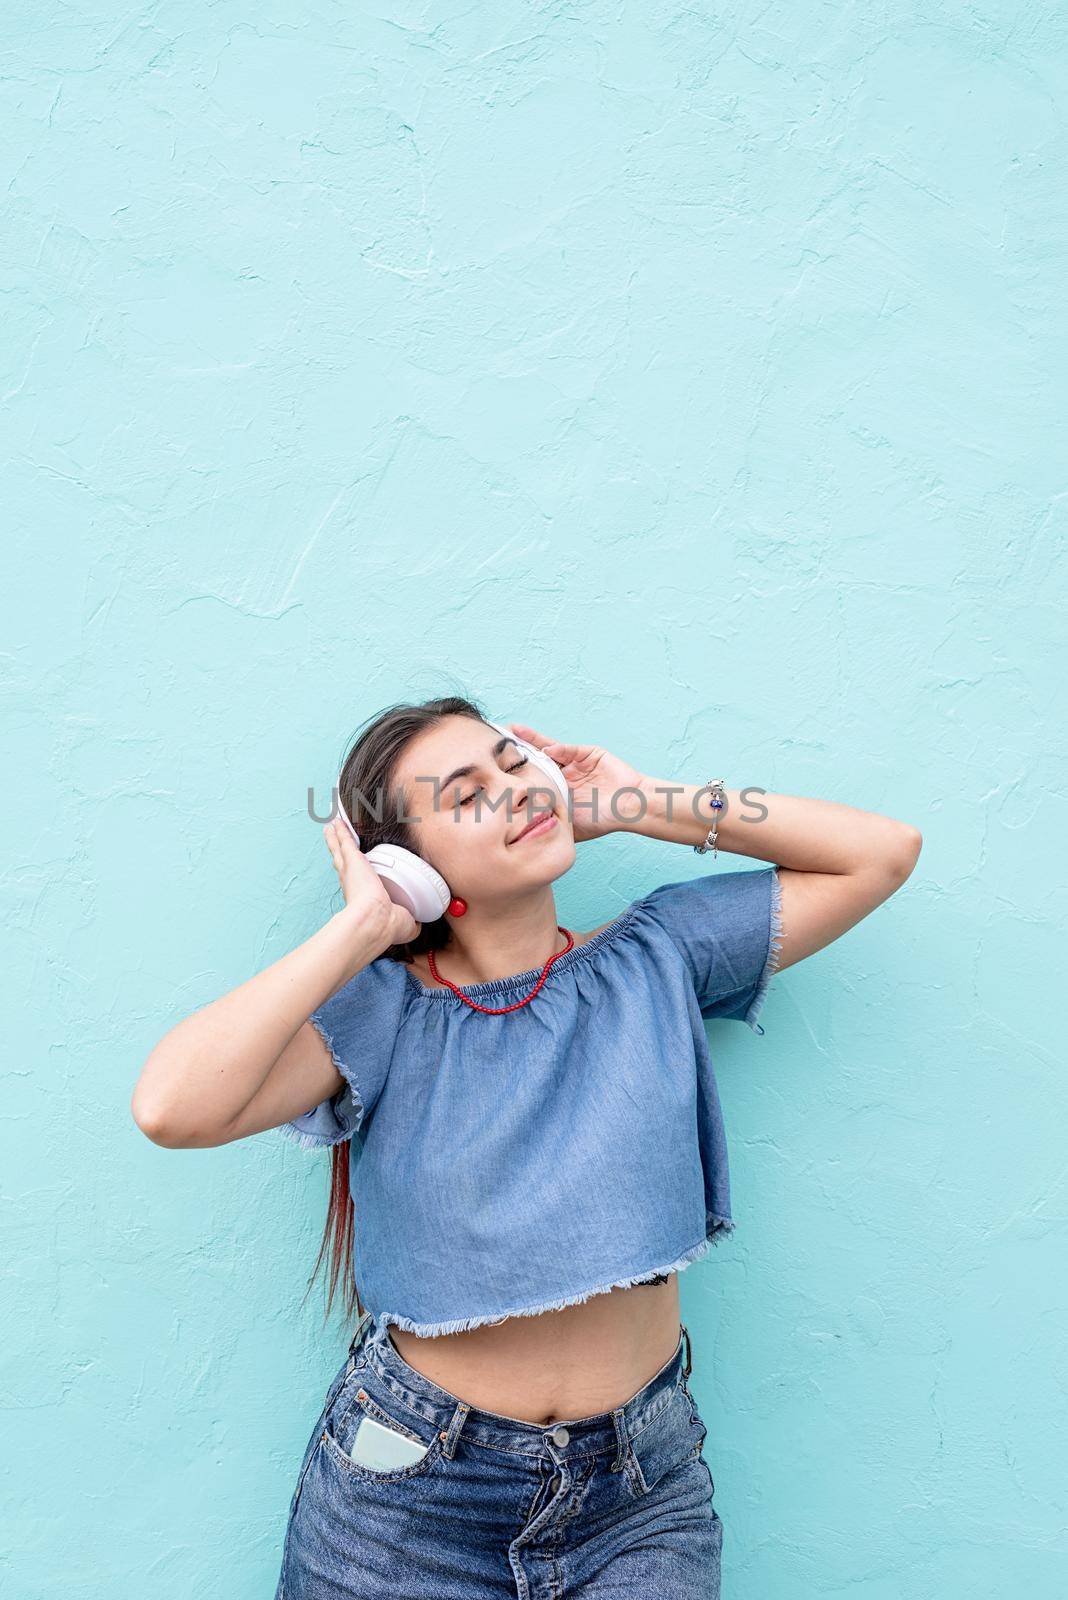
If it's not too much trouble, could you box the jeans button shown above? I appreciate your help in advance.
[550,1426,570,1447]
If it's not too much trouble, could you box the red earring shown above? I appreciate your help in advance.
[447,897,468,917]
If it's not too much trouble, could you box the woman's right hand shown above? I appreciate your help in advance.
[323,820,421,949]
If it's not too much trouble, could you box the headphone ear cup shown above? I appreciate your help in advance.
[363,844,451,925]
[334,773,451,924]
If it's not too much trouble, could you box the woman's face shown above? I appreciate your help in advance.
[392,716,576,904]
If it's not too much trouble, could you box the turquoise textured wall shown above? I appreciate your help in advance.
[4,4,1066,1596]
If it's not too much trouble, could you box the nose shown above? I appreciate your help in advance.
[513,784,555,832]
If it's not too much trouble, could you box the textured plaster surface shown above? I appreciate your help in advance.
[3,3,1067,1596]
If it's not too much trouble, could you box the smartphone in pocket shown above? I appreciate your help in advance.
[348,1413,433,1470]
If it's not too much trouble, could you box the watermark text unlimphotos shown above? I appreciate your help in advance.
[307,779,769,829]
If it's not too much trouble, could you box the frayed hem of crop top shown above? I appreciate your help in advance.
[371,1216,737,1338]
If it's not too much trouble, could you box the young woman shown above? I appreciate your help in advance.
[132,694,922,1599]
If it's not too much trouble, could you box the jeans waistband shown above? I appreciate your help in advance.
[346,1310,694,1469]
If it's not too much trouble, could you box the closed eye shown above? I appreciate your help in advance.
[459,757,528,807]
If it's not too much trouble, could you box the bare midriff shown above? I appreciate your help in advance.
[387,1275,683,1426]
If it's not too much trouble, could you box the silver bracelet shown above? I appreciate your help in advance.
[694,779,726,858]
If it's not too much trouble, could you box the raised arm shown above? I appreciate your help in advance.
[630,776,923,971]
[130,904,390,1148]
[131,821,415,1149]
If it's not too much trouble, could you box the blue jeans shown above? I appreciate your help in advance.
[275,1313,723,1598]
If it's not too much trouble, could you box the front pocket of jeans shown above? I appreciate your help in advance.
[322,1374,446,1483]
[320,1421,445,1483]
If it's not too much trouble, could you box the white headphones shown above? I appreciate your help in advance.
[333,718,570,925]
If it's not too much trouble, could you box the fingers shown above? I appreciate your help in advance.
[509,723,568,758]
[508,723,588,775]
[327,811,362,852]
[507,722,546,746]
[321,821,342,876]
[324,814,374,885]
[324,817,360,865]
[539,737,578,765]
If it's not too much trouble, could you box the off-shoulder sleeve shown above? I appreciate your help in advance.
[278,957,406,1150]
[637,866,784,1033]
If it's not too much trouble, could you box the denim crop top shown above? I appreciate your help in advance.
[277,866,784,1337]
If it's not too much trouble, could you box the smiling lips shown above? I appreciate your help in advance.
[511,811,557,844]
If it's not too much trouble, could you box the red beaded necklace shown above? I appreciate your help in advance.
[426,928,577,1015]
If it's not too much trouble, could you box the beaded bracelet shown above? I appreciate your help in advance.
[693,779,726,859]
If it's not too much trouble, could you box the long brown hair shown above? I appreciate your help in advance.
[303,690,495,1327]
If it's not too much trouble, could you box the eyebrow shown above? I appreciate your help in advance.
[438,736,519,792]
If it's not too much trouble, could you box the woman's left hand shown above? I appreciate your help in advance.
[505,723,649,844]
